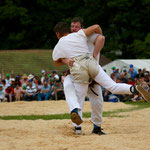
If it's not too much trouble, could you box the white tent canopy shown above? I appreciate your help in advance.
[102,59,150,75]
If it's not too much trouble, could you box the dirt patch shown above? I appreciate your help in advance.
[0,101,149,150]
[0,101,133,116]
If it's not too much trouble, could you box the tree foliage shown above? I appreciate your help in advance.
[0,0,150,59]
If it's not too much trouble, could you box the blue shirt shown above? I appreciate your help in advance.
[41,85,51,93]
[128,68,138,80]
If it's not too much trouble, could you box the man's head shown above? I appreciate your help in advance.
[44,73,48,79]
[29,81,32,87]
[0,85,3,91]
[54,22,69,39]
[52,70,57,74]
[6,73,10,79]
[71,17,83,33]
[43,81,48,87]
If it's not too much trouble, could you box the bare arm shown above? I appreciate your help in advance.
[53,58,74,67]
[83,25,102,36]
[93,35,105,60]
[53,59,65,67]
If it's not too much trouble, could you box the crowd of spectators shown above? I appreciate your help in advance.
[102,64,150,102]
[0,64,150,103]
[0,70,66,102]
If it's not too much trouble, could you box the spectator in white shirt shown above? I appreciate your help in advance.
[24,81,37,101]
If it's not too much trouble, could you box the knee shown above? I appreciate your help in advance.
[64,81,74,92]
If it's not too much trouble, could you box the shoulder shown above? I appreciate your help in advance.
[77,29,86,37]
[87,33,99,43]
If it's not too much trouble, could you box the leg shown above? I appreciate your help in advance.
[94,66,132,94]
[44,93,50,100]
[73,82,88,125]
[38,93,42,101]
[63,75,81,111]
[94,66,150,101]
[31,94,37,101]
[87,84,103,127]
[9,94,12,102]
[24,94,28,101]
[87,84,105,135]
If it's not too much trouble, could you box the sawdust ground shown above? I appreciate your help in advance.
[0,101,150,150]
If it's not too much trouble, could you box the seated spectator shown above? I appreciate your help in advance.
[41,70,46,83]
[123,69,130,79]
[52,80,65,100]
[110,72,116,81]
[10,78,16,88]
[102,86,110,101]
[5,86,15,102]
[143,68,147,74]
[5,73,11,87]
[139,74,149,92]
[136,69,144,79]
[0,85,7,102]
[21,74,28,92]
[42,73,49,83]
[111,66,116,73]
[15,76,21,87]
[24,80,37,101]
[108,94,120,102]
[127,77,135,86]
[131,94,142,102]
[14,83,22,101]
[52,71,60,81]
[119,73,128,83]
[38,81,51,101]
[1,79,7,92]
[61,71,67,83]
[131,77,143,102]
[128,64,138,81]
[49,80,55,99]
[37,80,43,94]
[33,75,39,86]
[0,74,2,83]
[41,69,46,75]
[144,71,149,83]
[28,74,37,87]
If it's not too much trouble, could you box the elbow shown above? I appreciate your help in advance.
[94,24,100,28]
[94,24,100,31]
[102,35,105,41]
[94,24,103,34]
[97,35,105,42]
[53,61,59,67]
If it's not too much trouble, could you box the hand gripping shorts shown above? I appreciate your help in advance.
[70,54,99,84]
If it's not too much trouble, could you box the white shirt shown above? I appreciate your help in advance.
[5,79,11,87]
[87,33,100,62]
[26,85,37,95]
[0,89,5,99]
[53,30,90,61]
[54,74,59,80]
[53,29,100,62]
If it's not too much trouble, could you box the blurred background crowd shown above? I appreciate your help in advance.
[0,70,66,102]
[0,64,150,103]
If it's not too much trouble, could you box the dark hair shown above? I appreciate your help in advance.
[2,79,6,84]
[54,22,69,36]
[71,17,84,27]
[138,69,142,72]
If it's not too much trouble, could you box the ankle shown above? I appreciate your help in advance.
[130,85,139,95]
[71,108,78,114]
[94,124,100,129]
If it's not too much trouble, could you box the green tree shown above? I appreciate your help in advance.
[0,0,150,59]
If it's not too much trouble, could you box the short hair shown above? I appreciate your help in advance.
[71,17,84,27]
[54,22,69,36]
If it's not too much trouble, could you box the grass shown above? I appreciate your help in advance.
[0,102,150,120]
[0,50,68,75]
